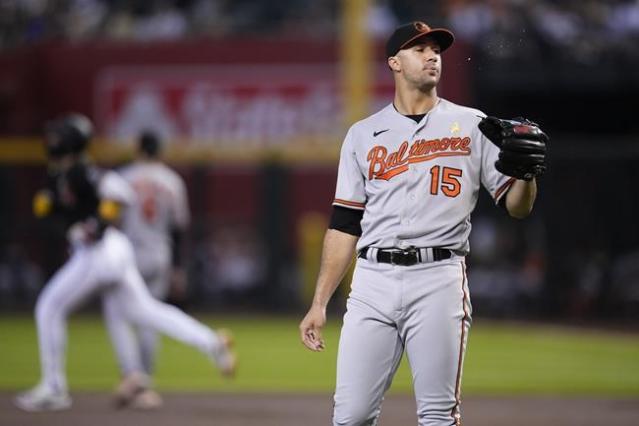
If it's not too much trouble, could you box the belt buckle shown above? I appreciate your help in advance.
[390,248,418,266]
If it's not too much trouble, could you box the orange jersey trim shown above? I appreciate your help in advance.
[451,261,470,425]
[333,198,366,210]
[494,177,516,201]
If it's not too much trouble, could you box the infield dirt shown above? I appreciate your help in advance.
[1,392,638,426]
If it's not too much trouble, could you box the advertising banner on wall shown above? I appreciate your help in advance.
[96,65,395,149]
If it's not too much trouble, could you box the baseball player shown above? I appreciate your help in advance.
[15,114,236,412]
[104,130,192,408]
[299,21,547,426]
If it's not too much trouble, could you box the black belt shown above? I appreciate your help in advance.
[358,247,452,266]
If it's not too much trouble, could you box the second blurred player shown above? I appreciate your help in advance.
[106,131,194,408]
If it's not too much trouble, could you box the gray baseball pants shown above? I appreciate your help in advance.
[333,257,471,426]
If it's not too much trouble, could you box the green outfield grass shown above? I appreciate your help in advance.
[1,314,637,396]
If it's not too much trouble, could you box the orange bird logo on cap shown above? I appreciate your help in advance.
[414,22,430,32]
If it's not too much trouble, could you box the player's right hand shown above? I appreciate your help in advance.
[299,304,327,352]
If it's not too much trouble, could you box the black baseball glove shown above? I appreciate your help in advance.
[478,116,548,181]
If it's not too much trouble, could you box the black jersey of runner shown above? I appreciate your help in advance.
[45,161,103,231]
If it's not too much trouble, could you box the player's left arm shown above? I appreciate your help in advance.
[504,179,537,219]
[478,115,547,218]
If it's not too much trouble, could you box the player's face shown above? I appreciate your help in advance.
[395,39,442,90]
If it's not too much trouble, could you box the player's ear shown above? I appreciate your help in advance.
[388,56,401,73]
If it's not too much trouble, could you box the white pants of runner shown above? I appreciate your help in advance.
[103,262,171,376]
[34,227,222,393]
[333,257,472,426]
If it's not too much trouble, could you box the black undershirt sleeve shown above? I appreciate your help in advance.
[329,206,364,237]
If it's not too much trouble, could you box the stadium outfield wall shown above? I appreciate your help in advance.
[0,37,472,148]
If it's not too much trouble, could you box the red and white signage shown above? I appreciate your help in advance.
[96,65,394,147]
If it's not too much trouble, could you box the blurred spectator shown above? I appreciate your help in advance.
[467,215,544,318]
[531,2,581,48]
[191,224,267,307]
[565,248,609,319]
[102,3,136,40]
[390,0,441,24]
[366,0,398,40]
[0,0,636,68]
[281,0,337,38]
[608,0,639,37]
[188,0,231,37]
[609,250,639,319]
[445,0,495,43]
[133,0,187,41]
[65,0,107,41]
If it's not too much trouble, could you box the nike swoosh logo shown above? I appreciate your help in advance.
[373,129,390,137]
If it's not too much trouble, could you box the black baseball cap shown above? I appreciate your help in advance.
[138,130,162,157]
[385,21,455,57]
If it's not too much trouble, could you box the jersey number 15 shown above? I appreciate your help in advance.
[429,166,462,197]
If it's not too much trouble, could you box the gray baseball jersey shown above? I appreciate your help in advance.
[120,162,190,280]
[333,98,514,253]
[105,162,192,379]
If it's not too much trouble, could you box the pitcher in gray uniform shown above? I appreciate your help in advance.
[299,21,547,426]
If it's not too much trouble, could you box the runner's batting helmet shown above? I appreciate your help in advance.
[45,113,93,158]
